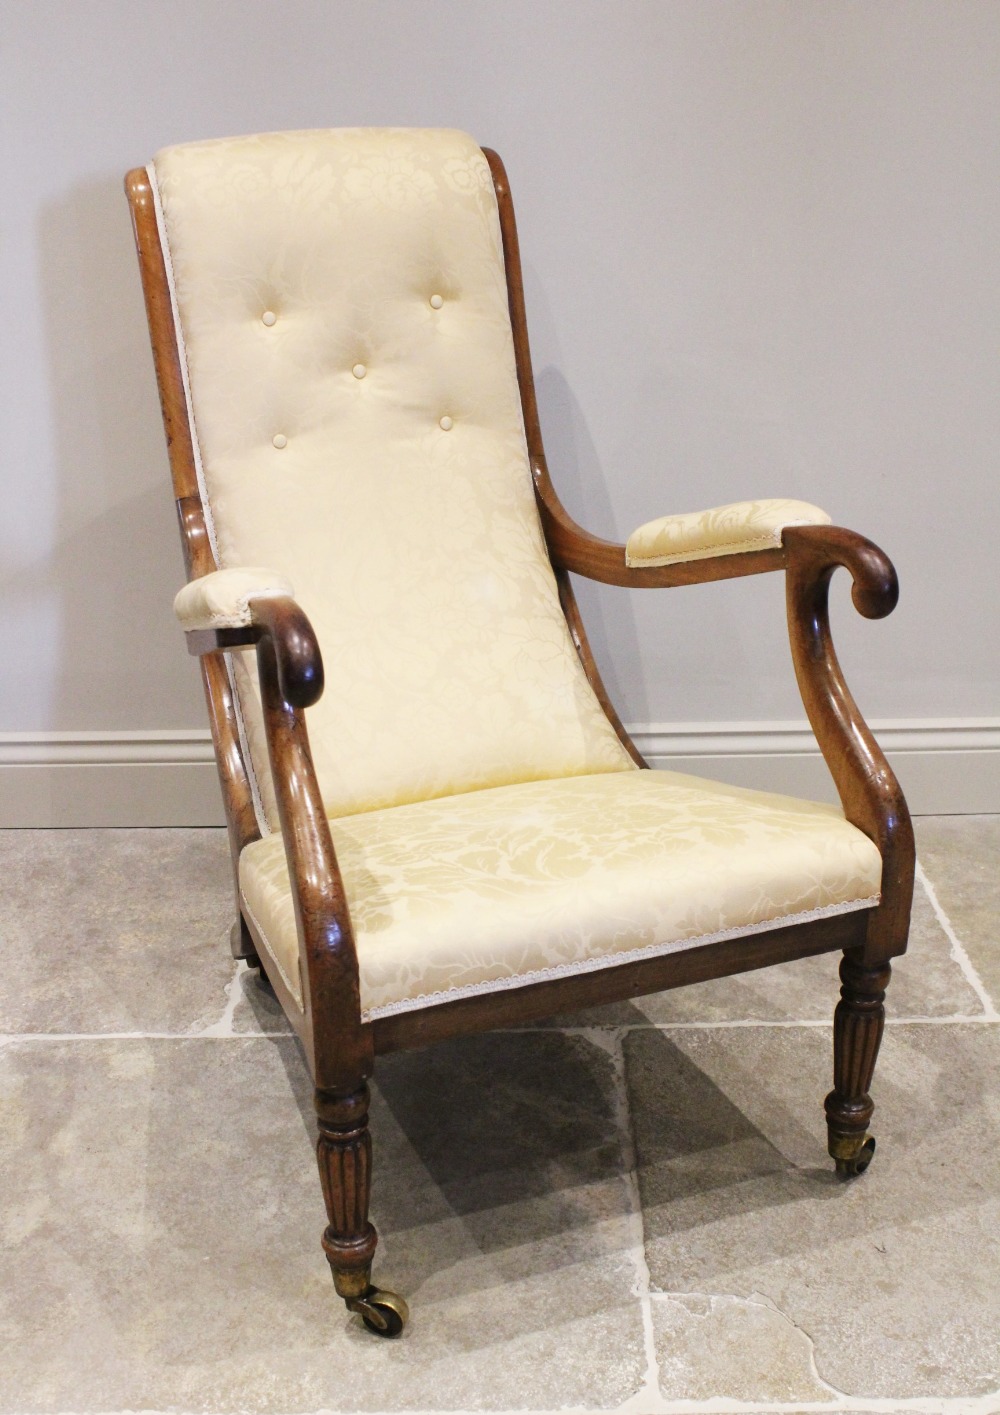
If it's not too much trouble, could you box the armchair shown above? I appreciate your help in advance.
[126,128,912,1337]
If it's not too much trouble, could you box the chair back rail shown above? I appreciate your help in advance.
[126,171,261,883]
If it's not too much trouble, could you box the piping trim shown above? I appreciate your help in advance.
[238,890,879,1024]
[361,894,879,1021]
[626,532,783,568]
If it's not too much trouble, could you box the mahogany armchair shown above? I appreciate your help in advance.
[126,129,913,1337]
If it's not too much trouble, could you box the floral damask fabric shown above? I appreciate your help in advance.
[152,128,633,828]
[238,770,882,1018]
[625,499,831,567]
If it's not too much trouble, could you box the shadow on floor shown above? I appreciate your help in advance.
[253,989,843,1285]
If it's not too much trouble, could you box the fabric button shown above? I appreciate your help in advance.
[439,415,454,431]
[261,310,277,326]
[429,294,444,309]
[272,434,287,449]
[352,363,367,379]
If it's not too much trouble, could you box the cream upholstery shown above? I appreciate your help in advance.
[174,567,295,631]
[152,128,633,827]
[156,129,883,1029]
[626,499,832,568]
[239,770,882,1018]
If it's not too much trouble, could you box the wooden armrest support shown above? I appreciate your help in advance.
[537,484,787,587]
[188,595,367,1084]
[783,524,913,958]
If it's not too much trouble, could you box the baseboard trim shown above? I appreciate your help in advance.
[0,731,221,827]
[632,718,1000,816]
[0,729,215,766]
[631,719,1000,760]
[1,720,997,826]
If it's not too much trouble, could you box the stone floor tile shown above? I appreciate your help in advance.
[650,1290,834,1403]
[540,871,981,1029]
[232,964,295,1034]
[915,815,1000,1008]
[0,1030,645,1412]
[0,828,236,1035]
[627,1022,1000,1401]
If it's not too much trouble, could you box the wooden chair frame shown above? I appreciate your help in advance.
[125,146,914,1335]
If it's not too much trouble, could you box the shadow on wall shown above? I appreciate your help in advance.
[33,175,203,730]
[534,365,651,729]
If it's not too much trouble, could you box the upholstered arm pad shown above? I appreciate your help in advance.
[174,568,296,631]
[625,499,832,569]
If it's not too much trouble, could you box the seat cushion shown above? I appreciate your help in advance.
[238,770,882,1019]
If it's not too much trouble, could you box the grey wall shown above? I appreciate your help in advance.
[3,3,997,758]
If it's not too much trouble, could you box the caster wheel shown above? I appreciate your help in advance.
[350,1287,408,1337]
[835,1135,875,1178]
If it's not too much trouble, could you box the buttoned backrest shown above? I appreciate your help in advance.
[152,128,633,826]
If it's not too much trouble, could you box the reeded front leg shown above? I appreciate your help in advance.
[315,1084,407,1336]
[316,1084,377,1295]
[825,950,891,1177]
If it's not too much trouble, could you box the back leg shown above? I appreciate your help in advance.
[230,913,261,969]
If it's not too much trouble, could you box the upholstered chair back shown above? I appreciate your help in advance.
[152,128,633,825]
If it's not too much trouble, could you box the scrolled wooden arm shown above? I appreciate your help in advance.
[487,143,910,955]
[187,595,369,1087]
[783,524,913,958]
[536,496,913,959]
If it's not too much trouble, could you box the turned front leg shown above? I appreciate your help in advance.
[316,1084,378,1301]
[315,1084,408,1335]
[825,951,891,1176]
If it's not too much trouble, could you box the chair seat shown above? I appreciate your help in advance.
[238,769,882,1020]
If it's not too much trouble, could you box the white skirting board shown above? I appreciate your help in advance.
[633,720,1000,817]
[0,732,222,828]
[0,721,997,827]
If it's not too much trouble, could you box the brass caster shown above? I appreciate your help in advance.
[347,1286,408,1337]
[835,1135,876,1178]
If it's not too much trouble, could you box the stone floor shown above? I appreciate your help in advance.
[1,816,998,1414]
